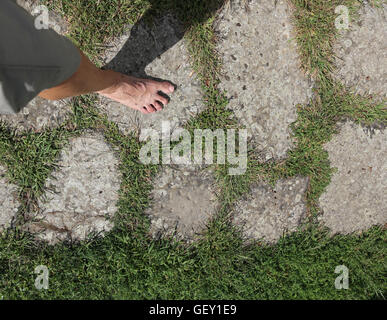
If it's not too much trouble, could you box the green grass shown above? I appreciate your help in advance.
[0,0,386,300]
[1,224,386,299]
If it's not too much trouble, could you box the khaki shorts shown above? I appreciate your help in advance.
[0,0,81,114]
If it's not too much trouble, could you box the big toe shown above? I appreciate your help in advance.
[161,82,175,94]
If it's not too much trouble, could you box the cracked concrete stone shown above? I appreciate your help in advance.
[0,165,20,232]
[232,176,309,244]
[0,1,73,131]
[145,165,219,241]
[98,14,205,137]
[319,121,387,234]
[215,0,314,161]
[333,3,387,100]
[25,132,121,244]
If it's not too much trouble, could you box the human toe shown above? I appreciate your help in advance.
[153,101,163,111]
[159,81,174,94]
[156,94,169,106]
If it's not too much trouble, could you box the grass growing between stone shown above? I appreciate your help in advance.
[0,0,386,300]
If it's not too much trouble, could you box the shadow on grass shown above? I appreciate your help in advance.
[102,0,228,88]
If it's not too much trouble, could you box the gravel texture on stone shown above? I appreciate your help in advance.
[333,3,387,100]
[215,0,314,161]
[145,165,219,241]
[319,121,387,234]
[98,14,205,137]
[25,132,121,244]
[0,97,72,132]
[0,165,20,232]
[0,1,72,131]
[232,176,309,243]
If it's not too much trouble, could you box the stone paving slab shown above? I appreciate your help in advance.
[0,1,73,132]
[0,97,72,132]
[0,165,20,232]
[333,3,387,100]
[24,132,121,244]
[232,176,309,244]
[319,121,387,235]
[16,0,70,35]
[98,14,205,137]
[215,0,314,161]
[145,165,219,241]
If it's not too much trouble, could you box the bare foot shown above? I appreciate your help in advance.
[97,70,175,114]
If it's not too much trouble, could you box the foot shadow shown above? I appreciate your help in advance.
[101,0,228,90]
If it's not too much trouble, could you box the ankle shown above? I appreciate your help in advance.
[96,70,123,95]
